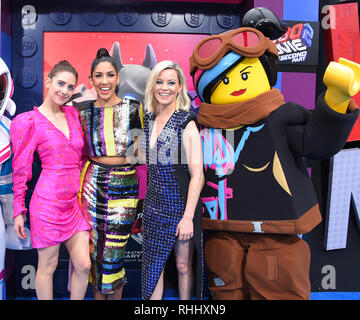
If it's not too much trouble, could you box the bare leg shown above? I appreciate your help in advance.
[65,231,91,300]
[92,287,107,300]
[174,239,194,300]
[150,269,164,300]
[107,287,124,300]
[36,245,60,300]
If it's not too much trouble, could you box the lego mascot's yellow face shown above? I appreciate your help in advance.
[210,57,270,104]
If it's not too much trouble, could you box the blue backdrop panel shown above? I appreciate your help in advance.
[284,0,319,21]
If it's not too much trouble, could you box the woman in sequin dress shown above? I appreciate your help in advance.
[11,60,91,300]
[76,48,142,300]
[142,60,204,300]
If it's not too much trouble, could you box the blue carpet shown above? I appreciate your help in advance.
[310,292,360,300]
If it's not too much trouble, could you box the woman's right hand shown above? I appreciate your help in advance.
[14,214,27,239]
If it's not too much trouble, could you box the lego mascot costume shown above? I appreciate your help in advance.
[190,7,360,300]
[0,58,27,300]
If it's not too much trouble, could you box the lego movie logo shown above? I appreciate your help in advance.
[274,23,314,64]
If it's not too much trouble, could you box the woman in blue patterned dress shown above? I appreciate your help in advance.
[141,60,204,300]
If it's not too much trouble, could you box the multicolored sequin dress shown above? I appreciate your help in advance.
[77,98,142,294]
[142,110,203,300]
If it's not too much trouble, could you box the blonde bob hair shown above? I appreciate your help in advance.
[145,60,191,113]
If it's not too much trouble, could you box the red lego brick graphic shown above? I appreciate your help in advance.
[323,3,360,141]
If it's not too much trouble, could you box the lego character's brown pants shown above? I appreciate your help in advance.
[205,231,311,300]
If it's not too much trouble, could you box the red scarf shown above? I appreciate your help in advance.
[197,88,285,129]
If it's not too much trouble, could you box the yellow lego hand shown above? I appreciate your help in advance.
[323,58,360,113]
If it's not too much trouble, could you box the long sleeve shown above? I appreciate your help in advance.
[286,93,359,160]
[303,93,359,159]
[10,112,37,218]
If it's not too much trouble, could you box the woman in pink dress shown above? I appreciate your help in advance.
[10,60,91,300]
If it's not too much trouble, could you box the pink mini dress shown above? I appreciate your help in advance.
[10,106,90,248]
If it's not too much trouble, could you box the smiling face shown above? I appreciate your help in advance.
[46,71,76,106]
[154,68,183,110]
[210,57,270,104]
[90,61,120,105]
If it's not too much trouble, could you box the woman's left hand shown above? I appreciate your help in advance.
[175,217,194,241]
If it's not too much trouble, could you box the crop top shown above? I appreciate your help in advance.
[76,98,142,157]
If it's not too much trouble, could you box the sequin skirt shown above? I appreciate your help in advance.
[80,159,138,294]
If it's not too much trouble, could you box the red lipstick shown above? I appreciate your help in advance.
[231,89,246,96]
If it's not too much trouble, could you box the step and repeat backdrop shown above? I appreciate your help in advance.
[6,0,360,299]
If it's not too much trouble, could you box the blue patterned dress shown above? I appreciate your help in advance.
[142,110,202,300]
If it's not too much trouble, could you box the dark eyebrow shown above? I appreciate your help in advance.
[239,66,252,73]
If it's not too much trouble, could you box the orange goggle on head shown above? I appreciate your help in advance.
[190,27,278,76]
